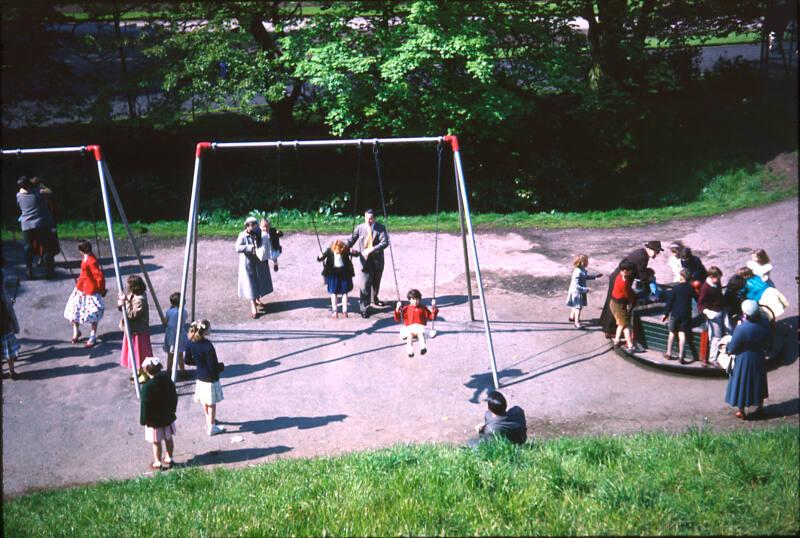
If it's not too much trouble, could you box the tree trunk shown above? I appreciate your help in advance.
[113,9,137,120]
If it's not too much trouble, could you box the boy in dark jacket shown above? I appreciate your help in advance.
[662,269,695,363]
[474,390,527,445]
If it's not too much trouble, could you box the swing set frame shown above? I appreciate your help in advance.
[1,145,166,398]
[173,135,501,389]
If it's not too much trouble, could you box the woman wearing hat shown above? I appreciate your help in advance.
[724,299,770,419]
[236,217,273,318]
[600,241,663,338]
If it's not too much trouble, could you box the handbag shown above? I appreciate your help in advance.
[714,335,735,374]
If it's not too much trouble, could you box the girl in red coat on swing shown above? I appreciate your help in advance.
[394,289,438,357]
[63,240,105,348]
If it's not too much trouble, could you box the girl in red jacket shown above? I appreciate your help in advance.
[63,240,105,348]
[394,289,438,357]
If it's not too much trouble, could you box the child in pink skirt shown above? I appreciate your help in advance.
[118,275,153,382]
[139,357,178,470]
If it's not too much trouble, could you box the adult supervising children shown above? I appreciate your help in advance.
[348,209,389,319]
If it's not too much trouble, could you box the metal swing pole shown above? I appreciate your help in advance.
[172,143,208,382]
[191,201,199,322]
[101,161,167,326]
[445,136,499,389]
[455,172,476,322]
[91,147,142,398]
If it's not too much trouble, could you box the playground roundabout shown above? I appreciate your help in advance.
[2,198,798,498]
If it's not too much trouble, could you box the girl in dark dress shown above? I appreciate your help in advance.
[317,240,355,319]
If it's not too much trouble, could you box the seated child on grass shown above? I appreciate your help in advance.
[394,289,438,357]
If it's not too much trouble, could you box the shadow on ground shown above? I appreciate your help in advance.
[182,446,292,467]
[217,414,348,435]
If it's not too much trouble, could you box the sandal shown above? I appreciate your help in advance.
[70,331,82,344]
[84,336,97,349]
[734,410,746,420]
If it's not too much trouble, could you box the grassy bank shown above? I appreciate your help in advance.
[4,161,794,241]
[4,425,798,536]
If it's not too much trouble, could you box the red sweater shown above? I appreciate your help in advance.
[394,304,438,326]
[611,273,636,304]
[76,255,105,295]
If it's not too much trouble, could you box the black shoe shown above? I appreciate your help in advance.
[361,311,369,319]
[374,300,386,307]
[420,348,427,355]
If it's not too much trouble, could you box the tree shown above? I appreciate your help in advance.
[145,1,309,131]
[286,1,586,140]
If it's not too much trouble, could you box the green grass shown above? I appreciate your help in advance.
[4,425,798,536]
[647,31,763,48]
[4,161,794,241]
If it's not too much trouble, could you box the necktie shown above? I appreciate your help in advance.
[366,227,373,249]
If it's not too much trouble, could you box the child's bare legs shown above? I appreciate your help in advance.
[330,294,338,317]
[666,331,675,357]
[164,438,174,464]
[89,322,98,341]
[341,293,348,317]
[177,351,185,371]
[250,300,259,317]
[572,307,582,327]
[417,329,427,354]
[404,336,414,356]
[7,353,16,378]
[677,331,686,359]
[613,325,624,346]
[166,352,174,373]
[203,403,216,428]
[151,441,162,467]
[622,326,633,348]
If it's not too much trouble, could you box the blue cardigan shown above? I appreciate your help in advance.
[185,339,222,382]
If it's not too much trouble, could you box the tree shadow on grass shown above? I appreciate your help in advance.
[217,414,348,435]
[182,446,292,467]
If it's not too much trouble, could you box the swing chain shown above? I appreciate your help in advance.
[433,141,443,303]
[275,142,282,230]
[372,142,401,303]
[351,140,363,234]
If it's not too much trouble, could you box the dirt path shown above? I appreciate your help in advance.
[3,199,798,498]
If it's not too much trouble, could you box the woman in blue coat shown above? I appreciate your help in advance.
[724,300,770,419]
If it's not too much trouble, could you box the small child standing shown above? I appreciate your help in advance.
[698,266,725,362]
[139,357,177,470]
[394,289,438,357]
[746,249,773,285]
[667,241,684,282]
[317,239,355,318]
[565,254,602,329]
[163,292,189,378]
[260,218,284,272]
[184,320,225,436]
[1,266,20,379]
[662,269,695,363]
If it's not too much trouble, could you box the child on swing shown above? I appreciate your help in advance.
[259,218,284,272]
[317,239,355,318]
[394,289,438,357]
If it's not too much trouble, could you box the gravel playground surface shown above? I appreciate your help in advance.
[2,199,798,498]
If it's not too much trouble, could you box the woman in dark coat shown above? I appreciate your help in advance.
[724,300,770,419]
[600,241,663,337]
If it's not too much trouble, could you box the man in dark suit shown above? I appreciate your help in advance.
[348,209,389,318]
